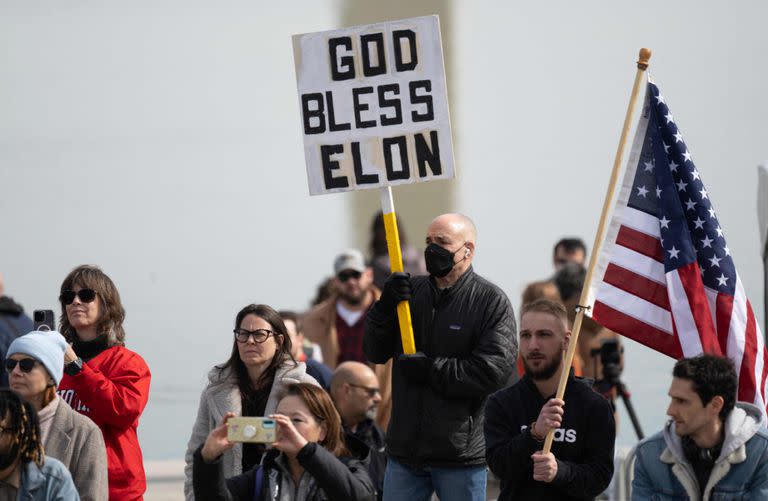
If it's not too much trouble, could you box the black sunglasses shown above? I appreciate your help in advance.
[233,328,277,344]
[60,289,97,305]
[337,270,362,282]
[5,358,39,373]
[348,383,381,397]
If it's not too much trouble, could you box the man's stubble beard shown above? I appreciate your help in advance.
[523,349,563,381]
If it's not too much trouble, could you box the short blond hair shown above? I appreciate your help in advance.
[521,298,568,326]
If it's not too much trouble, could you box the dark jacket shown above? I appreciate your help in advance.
[345,420,386,501]
[16,457,81,500]
[0,295,33,387]
[364,267,517,467]
[484,371,615,500]
[193,435,376,501]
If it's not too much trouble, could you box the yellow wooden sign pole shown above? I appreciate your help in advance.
[542,48,652,454]
[379,186,416,355]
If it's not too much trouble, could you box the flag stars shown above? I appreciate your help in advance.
[669,161,679,172]
[676,179,688,192]
[644,160,655,172]
[667,246,680,259]
[709,254,722,268]
[656,94,666,104]
[682,150,692,162]
[716,226,723,237]
[693,217,705,229]
[665,112,675,124]
[717,274,729,287]
[660,216,671,229]
[674,131,683,143]
[708,207,716,219]
[699,188,708,200]
[685,199,697,211]
[663,142,671,153]
[701,235,713,248]
[655,186,662,198]
[691,169,701,181]
[724,246,730,256]
[637,185,649,197]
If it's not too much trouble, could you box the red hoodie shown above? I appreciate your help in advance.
[58,346,151,501]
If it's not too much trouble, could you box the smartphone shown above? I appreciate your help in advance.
[227,417,277,443]
[33,310,56,332]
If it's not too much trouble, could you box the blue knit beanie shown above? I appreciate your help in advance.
[7,330,68,386]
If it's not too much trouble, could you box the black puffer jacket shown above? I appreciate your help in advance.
[193,434,375,501]
[364,267,517,467]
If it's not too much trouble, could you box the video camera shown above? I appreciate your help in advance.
[596,338,623,384]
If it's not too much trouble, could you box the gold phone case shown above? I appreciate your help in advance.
[227,417,277,443]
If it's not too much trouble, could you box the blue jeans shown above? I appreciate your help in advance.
[382,457,487,501]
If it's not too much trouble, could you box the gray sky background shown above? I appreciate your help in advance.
[2,1,766,459]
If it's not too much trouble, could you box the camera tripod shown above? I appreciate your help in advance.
[594,376,644,440]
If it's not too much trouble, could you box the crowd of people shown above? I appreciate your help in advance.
[1,212,766,500]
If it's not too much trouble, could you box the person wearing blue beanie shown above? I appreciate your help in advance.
[5,330,108,501]
[7,330,67,386]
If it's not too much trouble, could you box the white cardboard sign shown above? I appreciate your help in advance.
[293,15,455,196]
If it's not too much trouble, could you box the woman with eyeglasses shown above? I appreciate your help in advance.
[56,265,151,501]
[184,304,319,501]
[6,330,107,500]
[193,382,375,501]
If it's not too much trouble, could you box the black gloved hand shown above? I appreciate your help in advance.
[377,272,412,313]
[397,352,432,384]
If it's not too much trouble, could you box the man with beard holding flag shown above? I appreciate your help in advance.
[484,299,615,501]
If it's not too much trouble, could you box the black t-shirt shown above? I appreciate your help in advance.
[241,382,272,472]
[682,435,722,493]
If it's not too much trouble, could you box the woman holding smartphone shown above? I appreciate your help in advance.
[193,382,375,501]
[184,304,318,500]
[57,264,151,501]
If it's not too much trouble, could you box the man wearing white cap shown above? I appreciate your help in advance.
[304,249,379,368]
[304,249,394,430]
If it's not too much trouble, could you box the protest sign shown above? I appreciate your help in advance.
[293,15,454,196]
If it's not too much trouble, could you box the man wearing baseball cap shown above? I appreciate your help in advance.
[305,249,379,368]
[304,249,393,429]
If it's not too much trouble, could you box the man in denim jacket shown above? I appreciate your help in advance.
[632,354,768,500]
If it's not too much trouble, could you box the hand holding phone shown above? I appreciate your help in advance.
[270,414,309,457]
[201,412,236,463]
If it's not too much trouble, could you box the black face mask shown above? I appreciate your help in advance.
[424,243,466,278]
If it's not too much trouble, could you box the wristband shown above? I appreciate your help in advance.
[530,421,545,441]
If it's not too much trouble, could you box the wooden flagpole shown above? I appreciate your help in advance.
[543,48,652,454]
[380,186,416,355]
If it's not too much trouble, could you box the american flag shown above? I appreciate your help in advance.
[589,79,768,415]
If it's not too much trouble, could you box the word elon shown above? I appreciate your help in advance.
[300,29,445,190]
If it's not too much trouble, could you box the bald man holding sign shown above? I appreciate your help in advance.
[364,213,517,501]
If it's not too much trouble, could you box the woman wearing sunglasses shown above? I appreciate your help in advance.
[6,330,107,500]
[184,304,319,501]
[57,265,151,501]
[193,382,375,501]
